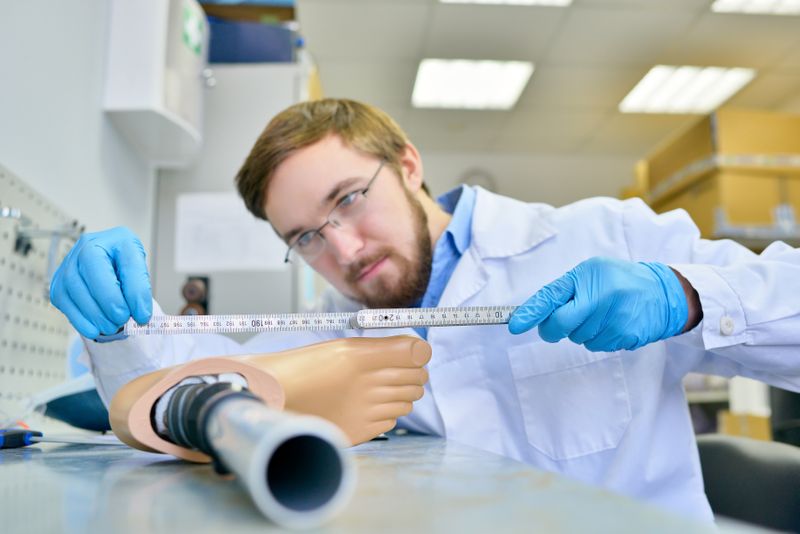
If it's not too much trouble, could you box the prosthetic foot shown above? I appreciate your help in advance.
[109,335,431,462]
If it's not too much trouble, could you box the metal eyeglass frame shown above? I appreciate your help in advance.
[284,160,387,263]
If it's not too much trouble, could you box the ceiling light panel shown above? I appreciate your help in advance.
[618,65,756,114]
[711,0,800,15]
[440,0,572,5]
[412,59,534,110]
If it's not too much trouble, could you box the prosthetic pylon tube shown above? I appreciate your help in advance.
[110,356,286,462]
[164,381,355,529]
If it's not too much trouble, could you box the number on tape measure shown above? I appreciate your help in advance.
[124,306,518,336]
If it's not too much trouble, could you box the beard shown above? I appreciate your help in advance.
[345,191,432,309]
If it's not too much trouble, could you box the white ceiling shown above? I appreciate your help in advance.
[295,0,800,200]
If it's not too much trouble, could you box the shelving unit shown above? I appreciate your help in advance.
[104,0,210,168]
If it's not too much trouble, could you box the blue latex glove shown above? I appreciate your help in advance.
[50,227,152,340]
[508,257,688,352]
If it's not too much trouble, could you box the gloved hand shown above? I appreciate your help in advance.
[508,257,688,352]
[50,227,152,340]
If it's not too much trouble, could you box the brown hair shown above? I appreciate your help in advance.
[236,98,424,221]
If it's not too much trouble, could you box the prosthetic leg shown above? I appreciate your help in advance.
[109,335,431,461]
[108,335,430,528]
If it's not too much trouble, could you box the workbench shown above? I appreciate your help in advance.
[0,433,753,532]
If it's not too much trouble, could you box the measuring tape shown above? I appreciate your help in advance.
[123,306,519,336]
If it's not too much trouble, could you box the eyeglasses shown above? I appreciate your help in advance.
[284,160,386,263]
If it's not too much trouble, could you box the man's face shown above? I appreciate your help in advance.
[265,135,432,308]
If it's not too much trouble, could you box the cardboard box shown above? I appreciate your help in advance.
[650,170,800,239]
[718,411,772,442]
[620,160,650,200]
[640,108,800,203]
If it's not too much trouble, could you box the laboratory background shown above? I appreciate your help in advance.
[1,0,800,532]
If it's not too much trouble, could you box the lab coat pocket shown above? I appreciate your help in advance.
[507,342,631,461]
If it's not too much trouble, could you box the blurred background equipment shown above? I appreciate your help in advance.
[180,276,209,315]
[771,386,800,447]
[203,0,298,64]
[0,207,83,299]
[697,433,800,532]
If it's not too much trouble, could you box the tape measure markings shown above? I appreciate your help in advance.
[123,306,519,336]
[354,306,517,329]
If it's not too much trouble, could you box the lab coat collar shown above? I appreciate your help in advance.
[436,185,475,256]
[469,186,557,259]
[434,186,557,309]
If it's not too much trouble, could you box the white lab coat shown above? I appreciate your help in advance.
[84,187,800,521]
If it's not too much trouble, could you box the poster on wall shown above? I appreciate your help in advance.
[175,191,288,272]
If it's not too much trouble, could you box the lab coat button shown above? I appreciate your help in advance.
[720,316,735,336]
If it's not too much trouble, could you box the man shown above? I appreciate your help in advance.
[51,99,800,521]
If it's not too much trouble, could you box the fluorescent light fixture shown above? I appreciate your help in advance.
[711,0,800,15]
[440,0,572,5]
[619,65,756,114]
[412,59,534,110]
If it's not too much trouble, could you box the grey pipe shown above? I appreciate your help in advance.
[164,382,355,529]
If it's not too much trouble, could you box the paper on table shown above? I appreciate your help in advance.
[174,192,288,272]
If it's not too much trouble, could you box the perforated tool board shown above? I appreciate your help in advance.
[0,164,77,422]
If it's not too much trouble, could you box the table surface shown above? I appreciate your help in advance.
[0,433,758,533]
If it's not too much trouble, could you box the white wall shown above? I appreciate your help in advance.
[155,65,306,318]
[0,1,156,249]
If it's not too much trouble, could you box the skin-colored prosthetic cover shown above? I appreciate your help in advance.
[240,335,431,445]
[110,335,431,461]
[110,357,285,462]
